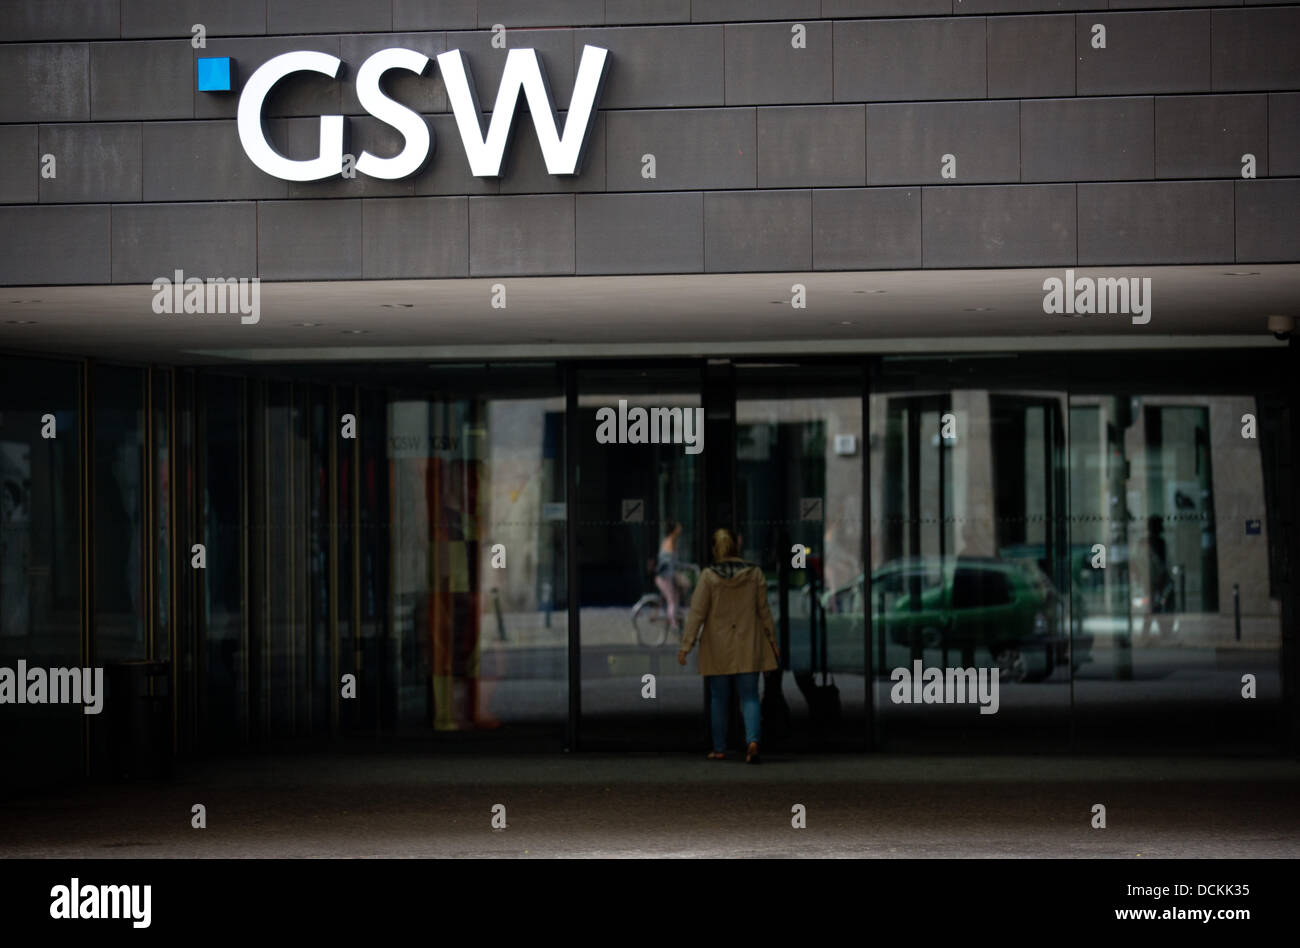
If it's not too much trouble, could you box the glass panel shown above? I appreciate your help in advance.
[152,370,171,662]
[93,365,146,663]
[1069,394,1283,751]
[0,356,83,788]
[870,367,1072,750]
[735,365,866,749]
[308,384,331,735]
[576,366,703,749]
[388,365,567,736]
[337,386,355,730]
[358,387,388,730]
[200,374,245,745]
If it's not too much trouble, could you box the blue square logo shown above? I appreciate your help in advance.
[197,57,232,92]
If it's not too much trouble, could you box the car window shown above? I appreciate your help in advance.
[875,564,943,613]
[951,567,1012,609]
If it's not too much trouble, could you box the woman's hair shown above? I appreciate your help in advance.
[712,528,738,562]
[662,518,679,537]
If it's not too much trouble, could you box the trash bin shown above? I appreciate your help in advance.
[106,660,172,780]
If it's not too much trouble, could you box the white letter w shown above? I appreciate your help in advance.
[436,44,609,177]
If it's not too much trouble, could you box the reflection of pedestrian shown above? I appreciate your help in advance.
[677,529,780,764]
[0,466,31,637]
[1137,516,1173,640]
[655,519,684,628]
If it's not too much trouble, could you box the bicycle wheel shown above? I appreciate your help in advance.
[632,594,670,648]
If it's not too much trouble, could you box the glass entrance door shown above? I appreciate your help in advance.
[869,361,1072,750]
[575,365,705,749]
[734,365,868,750]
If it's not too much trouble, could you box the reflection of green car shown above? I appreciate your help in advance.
[823,556,1066,682]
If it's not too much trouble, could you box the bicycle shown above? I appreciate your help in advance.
[631,562,699,647]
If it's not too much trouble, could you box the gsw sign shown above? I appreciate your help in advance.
[233,44,609,182]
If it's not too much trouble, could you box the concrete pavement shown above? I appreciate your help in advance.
[3,748,1298,858]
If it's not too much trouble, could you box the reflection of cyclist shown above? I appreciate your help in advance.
[655,520,684,628]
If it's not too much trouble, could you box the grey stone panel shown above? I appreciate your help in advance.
[1021,97,1154,182]
[468,194,575,276]
[38,123,143,204]
[258,199,363,280]
[825,1,952,15]
[499,111,606,193]
[572,26,723,108]
[1269,93,1300,176]
[922,184,1076,267]
[1108,0,1226,7]
[1212,7,1300,92]
[575,192,704,274]
[413,114,502,195]
[361,196,470,278]
[340,33,447,115]
[143,121,290,202]
[444,29,575,113]
[121,0,266,38]
[91,39,194,120]
[757,105,865,188]
[605,1,692,25]
[692,1,820,20]
[866,100,1020,185]
[986,15,1075,99]
[110,202,258,284]
[1236,179,1300,263]
[477,1,605,27]
[284,116,418,199]
[266,0,393,34]
[1155,95,1267,179]
[1075,12,1211,95]
[4,0,120,40]
[0,205,111,285]
[954,0,1103,11]
[724,22,833,106]
[0,126,39,205]
[0,44,90,123]
[704,190,812,273]
[811,187,921,270]
[833,18,986,103]
[1077,181,1234,265]
[195,36,342,120]
[393,0,477,30]
[606,108,756,191]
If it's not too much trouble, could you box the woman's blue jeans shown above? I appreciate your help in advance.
[708,672,761,752]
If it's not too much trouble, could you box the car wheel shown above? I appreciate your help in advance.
[994,646,1026,683]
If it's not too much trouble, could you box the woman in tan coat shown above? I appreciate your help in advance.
[677,529,780,763]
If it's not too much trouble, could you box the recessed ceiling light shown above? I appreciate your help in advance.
[380,303,414,308]
[5,319,36,325]
[838,320,856,326]
[769,300,785,304]
[295,321,320,327]
[1223,271,1260,276]
[342,329,368,335]
[963,307,993,312]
